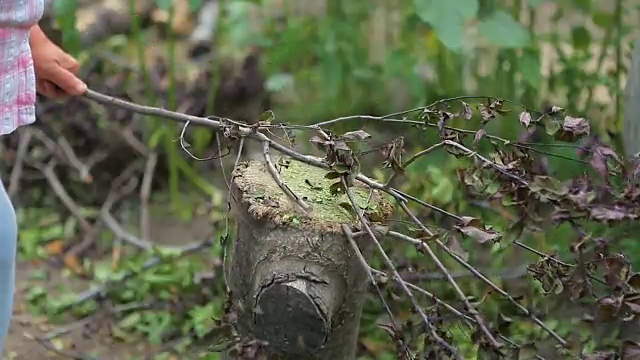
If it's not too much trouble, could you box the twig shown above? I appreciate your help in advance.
[262,141,310,212]
[221,137,245,291]
[392,202,502,349]
[41,159,92,232]
[39,303,151,341]
[140,152,157,241]
[26,333,97,360]
[62,161,143,266]
[29,128,91,181]
[384,141,445,187]
[178,121,224,161]
[389,226,568,348]
[216,132,230,189]
[341,176,461,358]
[56,136,92,183]
[85,89,229,129]
[341,225,411,358]
[79,87,610,355]
[368,267,473,324]
[444,140,528,186]
[7,129,33,198]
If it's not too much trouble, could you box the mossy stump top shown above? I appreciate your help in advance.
[232,156,393,232]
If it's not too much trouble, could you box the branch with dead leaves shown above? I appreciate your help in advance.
[27,87,637,359]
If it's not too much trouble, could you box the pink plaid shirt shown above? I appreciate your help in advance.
[0,0,45,135]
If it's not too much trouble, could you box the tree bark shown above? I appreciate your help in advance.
[225,157,392,359]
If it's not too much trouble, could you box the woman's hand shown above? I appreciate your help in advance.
[29,25,87,99]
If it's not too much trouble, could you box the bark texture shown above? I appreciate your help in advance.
[226,157,392,359]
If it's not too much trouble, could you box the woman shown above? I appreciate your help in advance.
[1,0,86,350]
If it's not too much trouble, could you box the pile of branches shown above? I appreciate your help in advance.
[69,91,638,359]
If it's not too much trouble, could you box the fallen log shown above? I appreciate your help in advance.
[225,157,392,359]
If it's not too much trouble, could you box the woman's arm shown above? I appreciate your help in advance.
[29,24,86,98]
[29,24,49,47]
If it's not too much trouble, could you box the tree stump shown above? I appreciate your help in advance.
[226,156,393,359]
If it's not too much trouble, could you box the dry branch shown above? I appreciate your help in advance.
[20,86,636,359]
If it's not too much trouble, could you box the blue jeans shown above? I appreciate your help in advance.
[0,179,17,351]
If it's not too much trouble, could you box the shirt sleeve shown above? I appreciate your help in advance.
[0,0,45,28]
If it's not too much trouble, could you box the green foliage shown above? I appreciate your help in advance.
[414,0,479,50]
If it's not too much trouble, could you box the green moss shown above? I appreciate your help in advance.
[279,158,373,222]
[234,156,392,231]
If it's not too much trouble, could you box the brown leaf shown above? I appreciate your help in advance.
[519,111,532,128]
[597,295,622,321]
[625,300,640,315]
[603,255,631,289]
[310,136,331,151]
[380,136,405,173]
[44,239,65,256]
[548,105,564,115]
[342,130,371,141]
[632,160,640,180]
[63,254,85,276]
[595,145,623,165]
[478,103,496,123]
[559,116,590,141]
[589,151,608,180]
[461,101,473,120]
[473,129,486,146]
[459,216,483,227]
[590,206,636,222]
[457,226,500,244]
[532,175,569,195]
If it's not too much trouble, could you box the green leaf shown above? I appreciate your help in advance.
[592,11,613,28]
[477,10,531,48]
[155,0,173,11]
[258,110,275,124]
[413,0,479,50]
[520,49,541,89]
[571,25,592,51]
[119,313,142,329]
[188,0,203,11]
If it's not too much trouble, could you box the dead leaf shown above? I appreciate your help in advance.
[63,254,85,275]
[519,111,532,128]
[44,239,64,256]
[342,130,371,141]
[456,226,501,244]
[461,101,473,120]
[473,129,486,146]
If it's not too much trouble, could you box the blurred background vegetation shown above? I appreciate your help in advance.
[1,0,639,359]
